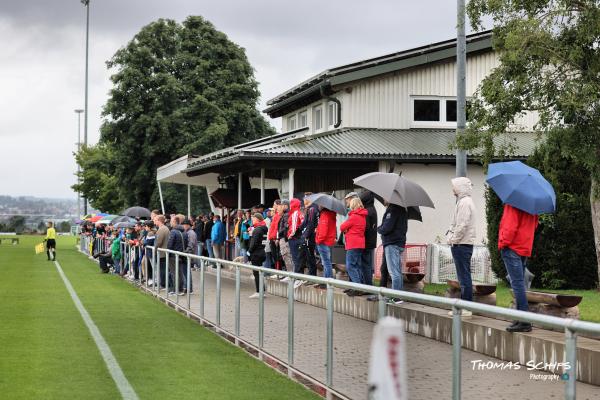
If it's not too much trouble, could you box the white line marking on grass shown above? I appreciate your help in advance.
[54,261,139,400]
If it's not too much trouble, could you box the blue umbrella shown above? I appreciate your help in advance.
[486,161,556,215]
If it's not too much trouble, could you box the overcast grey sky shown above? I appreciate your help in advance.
[0,0,476,199]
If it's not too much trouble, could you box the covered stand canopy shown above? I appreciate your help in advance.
[156,155,220,215]
[210,188,279,209]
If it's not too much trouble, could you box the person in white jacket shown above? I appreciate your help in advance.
[446,177,476,315]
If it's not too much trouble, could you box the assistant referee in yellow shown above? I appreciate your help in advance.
[45,221,57,261]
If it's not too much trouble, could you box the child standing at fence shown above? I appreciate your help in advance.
[45,221,57,261]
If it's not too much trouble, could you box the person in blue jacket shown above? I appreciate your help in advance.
[210,215,226,259]
[377,202,408,303]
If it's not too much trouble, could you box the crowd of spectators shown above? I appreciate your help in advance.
[81,190,410,303]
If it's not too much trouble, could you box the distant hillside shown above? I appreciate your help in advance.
[0,195,78,219]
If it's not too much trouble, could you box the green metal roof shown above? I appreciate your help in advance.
[183,128,541,174]
[249,128,538,159]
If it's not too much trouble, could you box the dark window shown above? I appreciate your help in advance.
[446,100,457,122]
[446,100,471,122]
[413,99,440,121]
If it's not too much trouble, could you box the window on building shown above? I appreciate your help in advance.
[411,96,470,127]
[327,102,337,127]
[298,111,308,128]
[413,99,440,122]
[446,100,457,122]
[446,100,471,122]
[313,106,323,131]
[287,114,297,131]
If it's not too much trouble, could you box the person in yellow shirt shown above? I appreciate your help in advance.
[45,222,57,261]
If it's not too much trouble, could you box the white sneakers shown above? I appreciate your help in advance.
[249,292,268,299]
[448,310,473,317]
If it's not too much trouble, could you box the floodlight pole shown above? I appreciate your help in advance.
[81,0,90,214]
[456,0,468,177]
[75,109,84,218]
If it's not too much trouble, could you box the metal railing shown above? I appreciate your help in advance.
[78,235,600,400]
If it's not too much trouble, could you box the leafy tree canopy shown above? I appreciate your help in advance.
[461,0,600,178]
[74,16,274,213]
[460,0,600,286]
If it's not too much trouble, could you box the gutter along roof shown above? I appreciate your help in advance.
[264,30,492,118]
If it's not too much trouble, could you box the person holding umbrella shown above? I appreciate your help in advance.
[487,161,555,333]
[377,202,408,303]
[498,204,538,331]
[446,177,476,317]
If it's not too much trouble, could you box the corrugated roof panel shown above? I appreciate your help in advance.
[247,128,539,159]
[183,127,540,173]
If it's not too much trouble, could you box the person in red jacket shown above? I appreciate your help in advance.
[340,198,368,294]
[498,204,539,333]
[315,207,337,283]
[267,200,282,270]
[287,198,305,277]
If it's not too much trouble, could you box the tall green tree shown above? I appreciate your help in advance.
[459,0,600,287]
[74,16,274,213]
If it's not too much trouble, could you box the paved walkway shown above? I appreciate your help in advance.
[150,269,598,400]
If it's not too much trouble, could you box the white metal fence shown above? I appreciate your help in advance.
[427,244,497,284]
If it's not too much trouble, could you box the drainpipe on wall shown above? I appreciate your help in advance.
[320,85,342,128]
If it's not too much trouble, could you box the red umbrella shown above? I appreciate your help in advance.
[89,215,103,222]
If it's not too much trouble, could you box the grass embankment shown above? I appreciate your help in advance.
[0,236,320,400]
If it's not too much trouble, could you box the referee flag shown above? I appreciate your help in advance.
[35,243,45,254]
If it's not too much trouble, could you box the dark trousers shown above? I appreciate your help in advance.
[146,255,154,282]
[169,258,184,292]
[46,239,56,260]
[270,240,284,271]
[451,245,474,301]
[252,260,263,293]
[159,257,168,288]
[288,238,302,273]
[296,240,317,275]
[98,255,112,272]
[361,248,374,286]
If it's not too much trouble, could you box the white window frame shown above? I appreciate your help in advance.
[287,114,297,132]
[410,96,461,128]
[313,105,323,132]
[327,101,338,128]
[298,110,308,128]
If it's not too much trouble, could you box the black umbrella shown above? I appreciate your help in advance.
[122,206,151,219]
[114,221,136,229]
[370,192,422,222]
[111,215,136,224]
[306,193,347,215]
[354,172,435,209]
